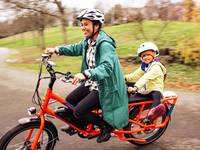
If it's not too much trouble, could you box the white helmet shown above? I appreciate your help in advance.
[137,42,159,57]
[77,8,105,24]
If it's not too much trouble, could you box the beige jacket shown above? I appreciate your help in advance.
[125,61,166,94]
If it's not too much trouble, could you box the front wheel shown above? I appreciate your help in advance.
[0,121,58,150]
[124,103,169,145]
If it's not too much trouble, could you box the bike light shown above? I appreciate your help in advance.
[27,107,37,115]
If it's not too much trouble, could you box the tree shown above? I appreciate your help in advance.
[129,0,171,41]
[182,0,196,21]
[3,0,55,49]
[192,5,200,22]
[71,8,79,26]
[94,0,106,12]
[144,0,159,20]
[105,4,124,25]
[3,0,68,47]
[51,0,67,44]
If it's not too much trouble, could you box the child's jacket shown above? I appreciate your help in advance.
[125,61,166,94]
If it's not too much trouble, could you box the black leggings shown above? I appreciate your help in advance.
[133,91,163,107]
[65,83,110,128]
[149,91,163,107]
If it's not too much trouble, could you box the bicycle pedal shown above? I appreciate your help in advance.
[61,127,77,136]
[55,107,65,113]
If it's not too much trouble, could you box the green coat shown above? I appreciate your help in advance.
[57,31,128,129]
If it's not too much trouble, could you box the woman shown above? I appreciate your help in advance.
[45,8,128,143]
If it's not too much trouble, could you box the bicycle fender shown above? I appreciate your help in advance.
[18,117,58,139]
[18,116,39,124]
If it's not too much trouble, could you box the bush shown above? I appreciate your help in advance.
[174,36,200,65]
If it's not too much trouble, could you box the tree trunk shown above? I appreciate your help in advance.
[38,28,45,50]
[54,0,67,44]
[20,33,25,45]
[61,18,67,44]
[31,31,38,46]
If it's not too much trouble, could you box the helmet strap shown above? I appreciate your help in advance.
[88,22,100,40]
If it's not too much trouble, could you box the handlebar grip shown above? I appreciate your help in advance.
[42,53,52,58]
[65,72,74,79]
[42,53,52,61]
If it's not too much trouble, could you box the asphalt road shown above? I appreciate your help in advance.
[0,48,200,150]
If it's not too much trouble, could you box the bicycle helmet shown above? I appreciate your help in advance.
[137,42,159,57]
[77,8,105,24]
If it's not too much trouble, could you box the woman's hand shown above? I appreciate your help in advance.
[127,86,137,94]
[45,47,56,54]
[72,73,86,85]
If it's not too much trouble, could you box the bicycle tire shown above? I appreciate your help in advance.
[0,121,58,150]
[124,103,169,145]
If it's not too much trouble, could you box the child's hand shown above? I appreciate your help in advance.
[128,86,137,94]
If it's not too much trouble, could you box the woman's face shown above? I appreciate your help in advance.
[80,19,98,38]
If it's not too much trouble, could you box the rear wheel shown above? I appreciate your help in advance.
[0,121,57,150]
[124,103,169,145]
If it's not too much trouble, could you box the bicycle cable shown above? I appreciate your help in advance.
[32,61,43,108]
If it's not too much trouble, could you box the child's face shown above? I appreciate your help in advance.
[140,50,155,64]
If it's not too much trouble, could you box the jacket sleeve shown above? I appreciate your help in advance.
[135,64,164,89]
[57,41,83,56]
[125,68,144,82]
[87,42,115,81]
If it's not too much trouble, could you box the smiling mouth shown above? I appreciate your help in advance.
[83,31,91,37]
[83,31,88,35]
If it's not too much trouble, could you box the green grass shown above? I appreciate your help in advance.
[166,63,200,84]
[2,21,200,55]
[1,21,200,89]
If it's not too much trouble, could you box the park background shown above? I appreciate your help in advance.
[0,0,200,92]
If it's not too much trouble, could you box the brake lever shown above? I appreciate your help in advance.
[65,72,74,80]
[60,77,72,83]
[59,72,74,83]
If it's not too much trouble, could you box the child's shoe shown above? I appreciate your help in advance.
[148,104,166,121]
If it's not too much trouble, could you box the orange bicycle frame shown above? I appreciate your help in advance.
[29,86,177,149]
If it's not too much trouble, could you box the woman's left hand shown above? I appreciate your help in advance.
[72,73,86,85]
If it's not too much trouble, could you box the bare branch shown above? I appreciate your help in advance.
[4,0,60,18]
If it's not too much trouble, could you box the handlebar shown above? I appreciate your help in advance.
[42,53,52,60]
[40,53,74,83]
[32,53,73,106]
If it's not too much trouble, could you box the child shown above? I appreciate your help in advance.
[125,42,167,121]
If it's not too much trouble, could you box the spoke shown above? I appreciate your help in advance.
[3,126,58,150]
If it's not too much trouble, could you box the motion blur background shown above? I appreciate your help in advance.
[0,0,200,91]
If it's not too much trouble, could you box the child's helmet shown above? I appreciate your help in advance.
[77,8,105,24]
[137,42,159,57]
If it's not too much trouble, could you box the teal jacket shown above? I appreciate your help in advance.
[57,31,128,129]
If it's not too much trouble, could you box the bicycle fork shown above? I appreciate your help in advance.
[28,115,45,150]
